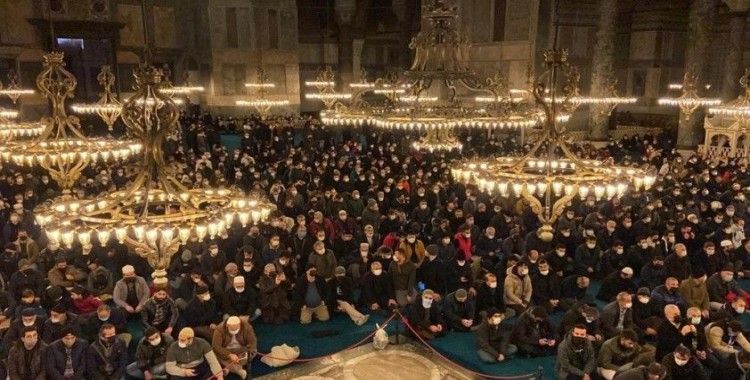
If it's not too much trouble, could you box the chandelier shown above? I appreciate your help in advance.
[34,1,275,269]
[236,66,290,119]
[70,65,122,131]
[0,70,35,104]
[0,52,141,190]
[658,70,721,117]
[708,68,750,121]
[452,51,654,241]
[158,66,201,105]
[305,0,544,152]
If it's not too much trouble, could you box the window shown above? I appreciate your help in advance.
[221,64,246,95]
[226,7,238,48]
[268,9,279,49]
[493,0,506,41]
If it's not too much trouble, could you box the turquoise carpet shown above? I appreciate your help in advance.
[122,279,750,379]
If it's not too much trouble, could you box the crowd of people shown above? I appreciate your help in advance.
[0,110,749,380]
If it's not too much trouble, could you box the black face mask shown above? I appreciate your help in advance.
[572,336,586,349]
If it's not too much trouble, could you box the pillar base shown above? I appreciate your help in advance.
[674,147,698,158]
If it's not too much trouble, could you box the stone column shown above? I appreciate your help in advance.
[335,0,356,87]
[588,0,618,141]
[676,0,716,149]
[721,4,749,100]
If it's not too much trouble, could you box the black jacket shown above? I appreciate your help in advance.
[223,287,258,316]
[46,339,88,380]
[86,338,129,379]
[475,283,506,317]
[294,275,329,309]
[359,271,395,307]
[183,297,222,327]
[530,272,561,305]
[418,258,449,296]
[404,299,444,330]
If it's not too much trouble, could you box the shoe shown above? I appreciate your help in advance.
[356,314,370,326]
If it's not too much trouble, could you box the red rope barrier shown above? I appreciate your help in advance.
[394,311,543,380]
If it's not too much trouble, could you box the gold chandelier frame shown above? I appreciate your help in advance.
[70,65,123,131]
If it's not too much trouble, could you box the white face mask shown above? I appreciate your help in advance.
[623,302,632,309]
[616,248,624,254]
[50,317,61,324]
[22,320,34,327]
[373,269,382,276]
[539,270,549,276]
[674,357,688,366]
[586,243,596,249]
[210,248,219,255]
[488,282,497,289]
[442,238,451,244]
[519,269,529,276]
[691,317,701,325]
[243,265,253,272]
[491,317,502,325]
[150,336,162,346]
[736,307,746,314]
[422,298,433,308]
[556,250,566,257]
[228,329,240,335]
[201,294,211,301]
[178,341,188,349]
[562,231,571,237]
[234,287,245,293]
[638,296,650,304]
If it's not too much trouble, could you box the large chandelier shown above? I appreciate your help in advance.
[0,70,35,104]
[708,68,750,121]
[0,107,45,141]
[34,1,275,269]
[305,0,544,152]
[658,70,721,117]
[236,66,290,119]
[0,52,141,190]
[452,52,655,241]
[70,65,122,131]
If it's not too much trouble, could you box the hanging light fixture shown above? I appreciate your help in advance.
[708,68,750,120]
[0,52,142,190]
[0,70,35,104]
[658,70,721,117]
[451,5,655,242]
[35,0,275,269]
[236,66,290,119]
[70,65,123,131]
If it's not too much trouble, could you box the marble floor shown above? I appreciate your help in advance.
[257,339,475,380]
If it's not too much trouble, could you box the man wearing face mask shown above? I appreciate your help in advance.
[678,268,710,318]
[398,230,426,266]
[165,327,224,380]
[404,289,446,340]
[660,344,708,380]
[42,303,82,343]
[556,324,596,380]
[360,260,397,315]
[45,327,88,380]
[200,242,228,280]
[599,292,634,339]
[474,308,517,363]
[640,256,668,290]
[223,276,259,321]
[664,243,692,282]
[86,323,128,379]
[706,264,746,311]
[574,236,601,278]
[7,326,46,380]
[504,262,532,315]
[597,267,637,302]
[390,249,417,307]
[436,232,458,264]
[127,326,173,379]
[211,316,257,380]
[183,286,222,340]
[1,307,42,357]
[113,265,149,318]
[656,305,695,361]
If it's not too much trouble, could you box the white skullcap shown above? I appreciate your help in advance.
[121,265,135,275]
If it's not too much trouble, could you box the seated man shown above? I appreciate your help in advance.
[597,329,642,380]
[597,267,636,302]
[7,326,47,380]
[706,264,745,311]
[359,261,397,315]
[443,289,476,332]
[165,327,224,380]
[183,285,222,340]
[222,276,259,321]
[257,262,291,324]
[599,292,634,339]
[660,344,708,380]
[512,306,557,357]
[559,304,603,346]
[113,264,150,318]
[706,318,750,359]
[211,316,257,380]
[46,327,88,379]
[556,324,597,380]
[475,272,512,319]
[294,266,330,324]
[126,326,173,379]
[141,287,179,336]
[332,266,369,325]
[651,277,687,312]
[86,323,128,380]
[475,307,517,363]
[405,289,446,340]
[42,303,82,343]
[87,304,131,346]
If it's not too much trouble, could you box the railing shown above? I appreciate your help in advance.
[698,145,747,159]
